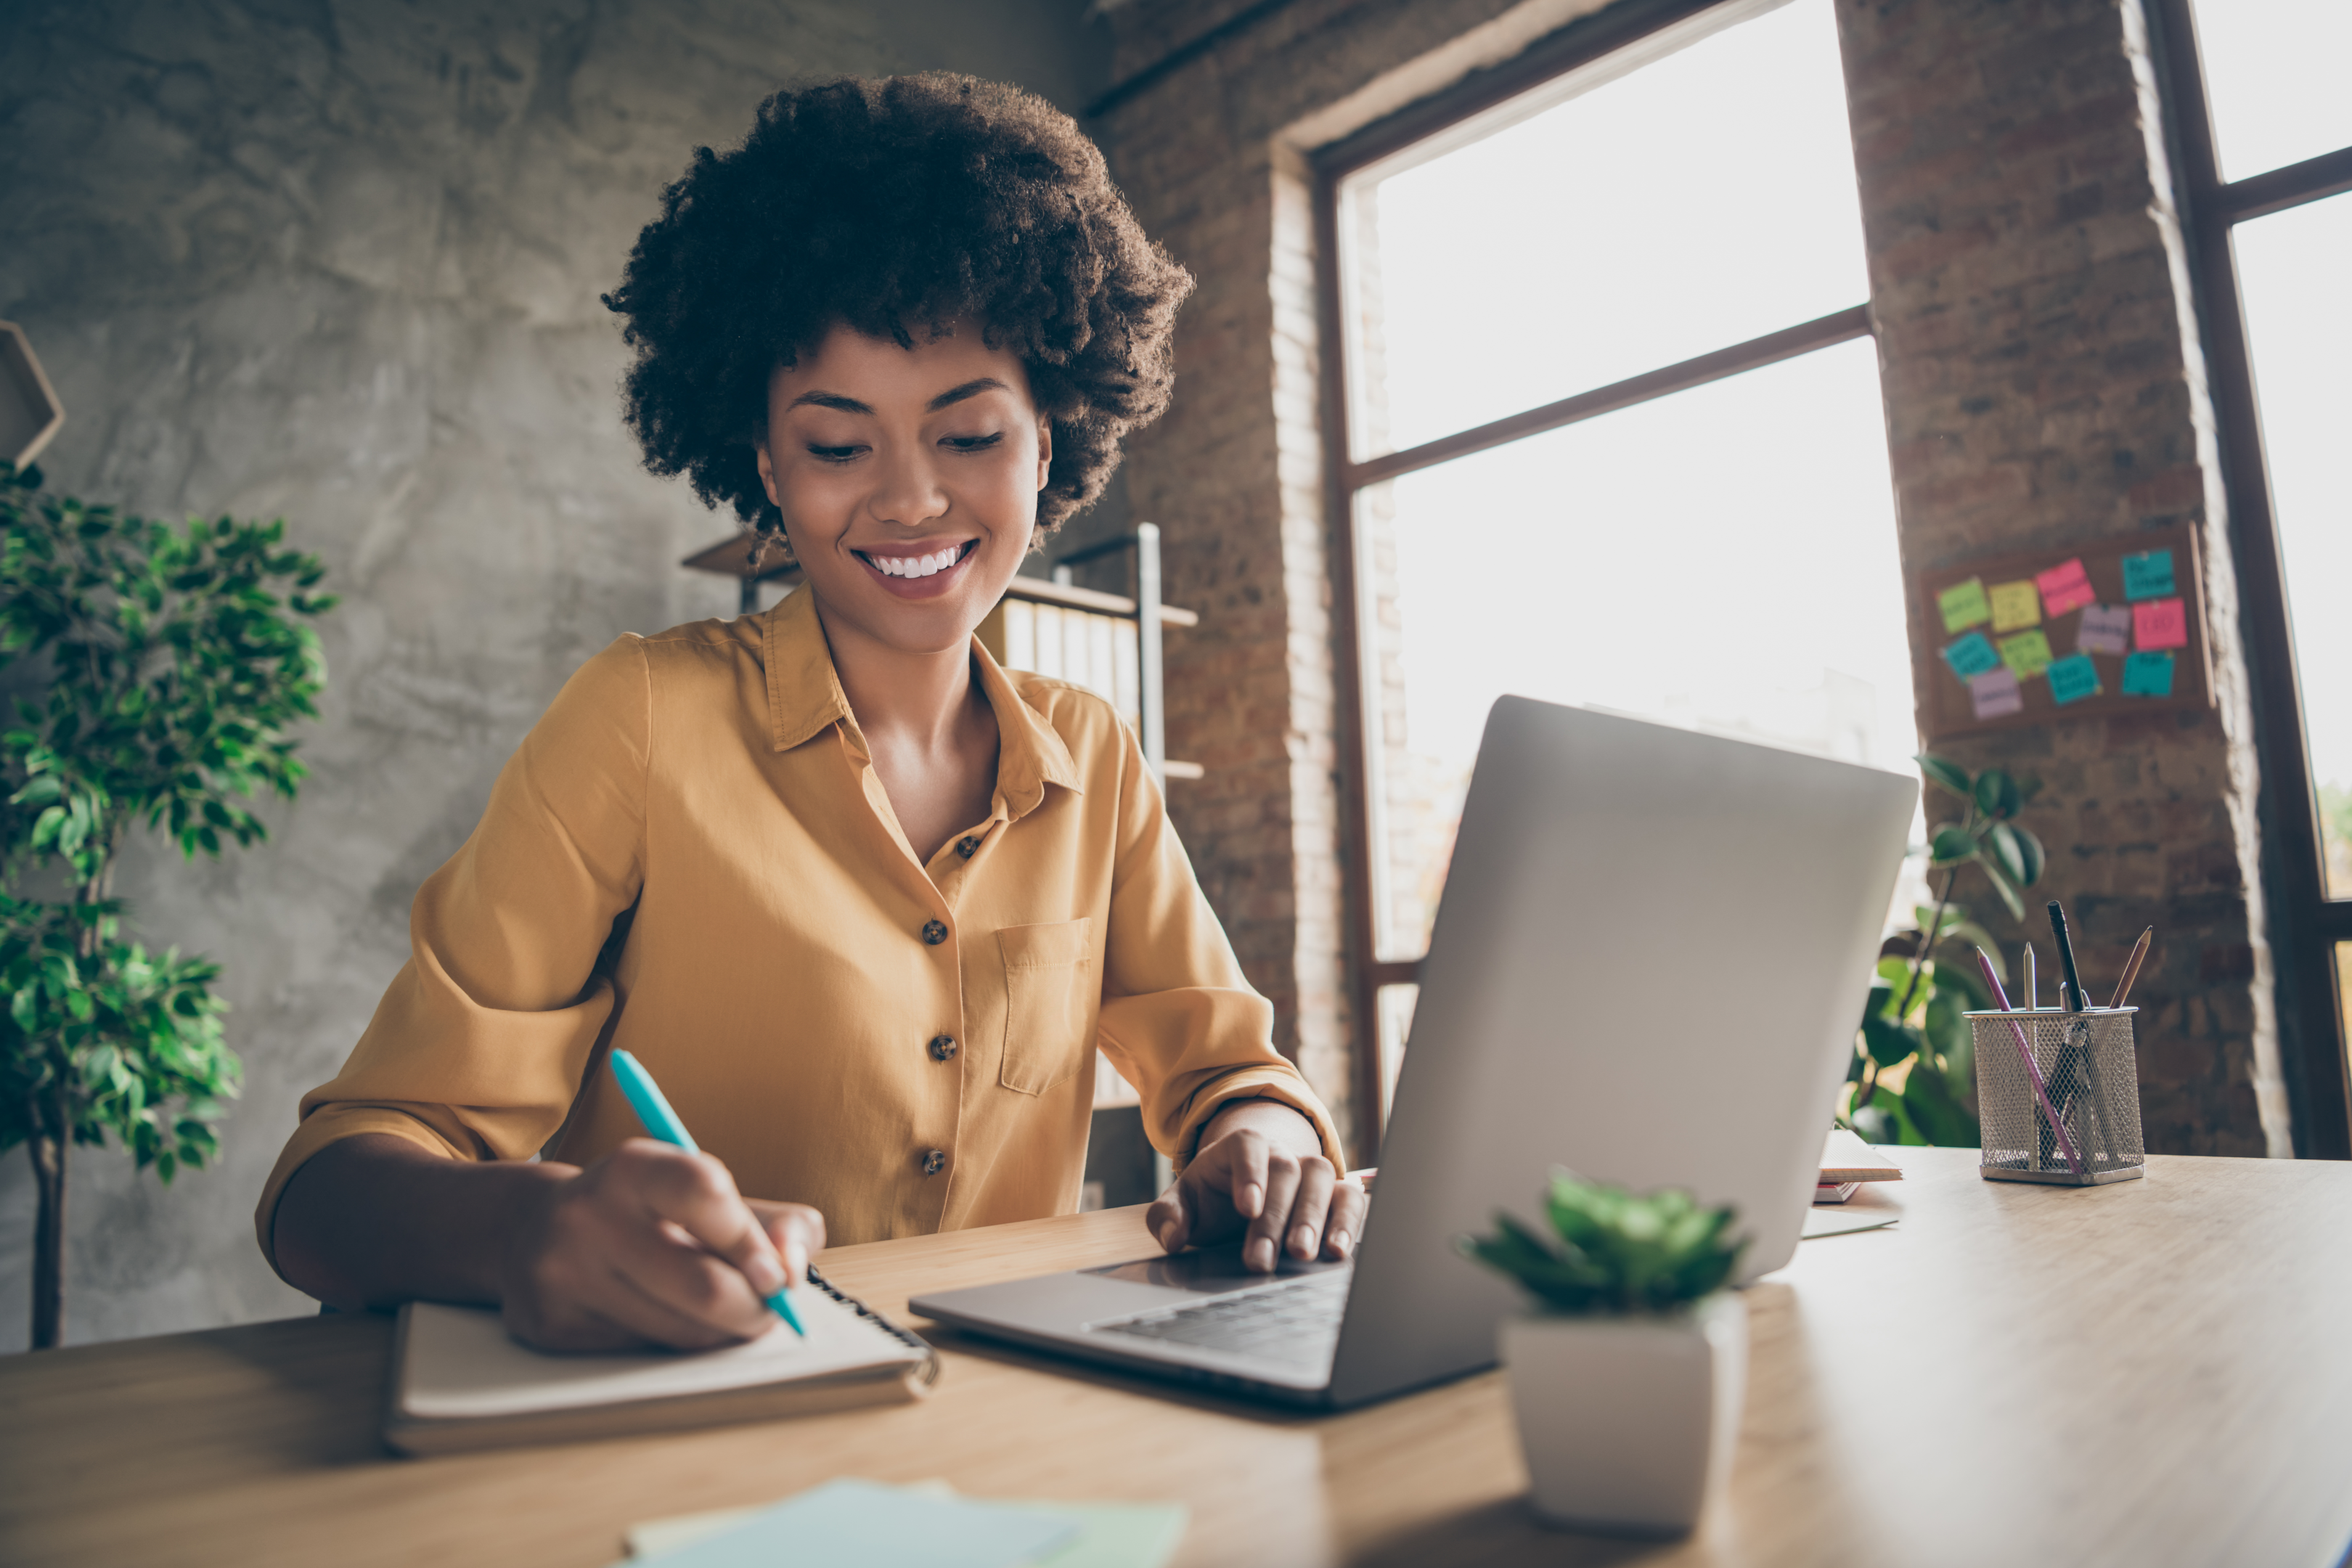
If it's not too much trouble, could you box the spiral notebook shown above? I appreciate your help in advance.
[383,1268,938,1455]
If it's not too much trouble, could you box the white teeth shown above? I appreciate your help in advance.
[874,546,963,579]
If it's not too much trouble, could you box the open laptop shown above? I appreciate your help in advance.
[911,696,1916,1409]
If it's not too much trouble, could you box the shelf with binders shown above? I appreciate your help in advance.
[679,525,1203,785]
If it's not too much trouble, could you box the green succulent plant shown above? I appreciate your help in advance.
[1461,1170,1746,1317]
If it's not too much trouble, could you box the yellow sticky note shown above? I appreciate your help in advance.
[1937,577,1992,633]
[1998,629,2054,679]
[1988,580,2042,633]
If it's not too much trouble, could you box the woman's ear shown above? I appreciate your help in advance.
[1035,419,1053,492]
[754,439,783,508]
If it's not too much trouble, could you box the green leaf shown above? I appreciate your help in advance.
[1917,753,1972,801]
[1901,1055,1981,1147]
[1974,768,2022,820]
[1980,858,2025,922]
[1862,1014,1924,1067]
[1985,821,2028,885]
[1929,825,1980,865]
[2009,825,2046,887]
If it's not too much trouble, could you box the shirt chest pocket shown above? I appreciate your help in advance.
[995,918,1097,1095]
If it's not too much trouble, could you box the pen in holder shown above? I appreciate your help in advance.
[1967,1007,2144,1185]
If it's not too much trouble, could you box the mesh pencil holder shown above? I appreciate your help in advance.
[1967,1008,2144,1185]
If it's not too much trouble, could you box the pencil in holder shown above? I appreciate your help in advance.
[1966,1007,2144,1185]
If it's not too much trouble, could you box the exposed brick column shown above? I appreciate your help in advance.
[1837,0,2286,1153]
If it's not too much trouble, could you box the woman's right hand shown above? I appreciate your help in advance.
[497,1138,826,1352]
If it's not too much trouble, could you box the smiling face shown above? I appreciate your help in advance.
[755,322,1051,658]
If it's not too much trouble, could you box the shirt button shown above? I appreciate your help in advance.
[928,1034,958,1061]
[921,1148,948,1177]
[956,836,981,859]
[921,918,948,945]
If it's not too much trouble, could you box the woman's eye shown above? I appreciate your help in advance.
[942,433,1004,453]
[806,444,864,463]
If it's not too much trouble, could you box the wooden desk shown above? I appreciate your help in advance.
[4,1149,2349,1567]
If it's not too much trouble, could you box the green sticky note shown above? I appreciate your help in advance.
[2046,652,2101,705]
[1998,629,2054,679]
[2122,548,2176,601]
[2123,650,2175,697]
[1937,576,1993,633]
[1942,630,2001,679]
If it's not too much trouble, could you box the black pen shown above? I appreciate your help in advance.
[2047,899,2118,1169]
[2047,901,2087,1014]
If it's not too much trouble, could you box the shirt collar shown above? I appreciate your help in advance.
[761,587,1083,818]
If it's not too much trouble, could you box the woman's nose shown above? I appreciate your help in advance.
[865,440,950,529]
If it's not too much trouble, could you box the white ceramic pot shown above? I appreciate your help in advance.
[1499,1291,1748,1535]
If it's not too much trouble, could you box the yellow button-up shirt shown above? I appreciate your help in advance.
[256,587,1339,1270]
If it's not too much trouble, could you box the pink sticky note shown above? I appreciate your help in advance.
[2076,603,2131,656]
[2035,558,2097,617]
[1970,666,2022,719]
[2133,596,2188,651]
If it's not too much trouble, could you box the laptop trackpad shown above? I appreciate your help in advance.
[910,1246,1345,1335]
[1085,1247,1344,1293]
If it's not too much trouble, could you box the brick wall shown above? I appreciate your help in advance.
[1837,0,2283,1154]
[1098,0,2286,1156]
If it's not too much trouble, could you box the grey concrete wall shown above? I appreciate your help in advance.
[0,0,1109,1349]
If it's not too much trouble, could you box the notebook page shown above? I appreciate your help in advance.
[400,1289,918,1420]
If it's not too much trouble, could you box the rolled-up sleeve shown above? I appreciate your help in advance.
[253,637,649,1274]
[1090,724,1345,1174]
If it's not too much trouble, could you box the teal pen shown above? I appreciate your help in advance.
[607,1049,807,1337]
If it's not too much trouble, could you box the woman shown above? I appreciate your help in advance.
[261,74,1363,1352]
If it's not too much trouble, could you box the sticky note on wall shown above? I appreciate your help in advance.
[1998,629,2054,679]
[2123,549,2176,601]
[2035,558,2097,617]
[2076,603,2131,656]
[1942,631,2001,680]
[1937,577,1993,633]
[2133,597,2188,650]
[2047,653,2102,705]
[1970,666,2022,719]
[1989,580,2043,632]
[2123,650,2176,698]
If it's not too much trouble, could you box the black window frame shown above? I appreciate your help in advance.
[1312,0,1873,1153]
[2150,0,2352,1159]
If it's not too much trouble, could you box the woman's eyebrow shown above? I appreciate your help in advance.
[783,377,1008,416]
[926,377,1008,412]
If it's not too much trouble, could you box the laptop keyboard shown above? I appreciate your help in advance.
[1088,1269,1349,1368]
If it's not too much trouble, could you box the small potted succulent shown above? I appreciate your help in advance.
[1462,1171,1749,1535]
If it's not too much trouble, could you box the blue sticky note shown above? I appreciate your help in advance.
[1942,631,2001,680]
[653,1480,1077,1568]
[2046,652,2101,705]
[2123,650,2175,698]
[2122,548,2176,601]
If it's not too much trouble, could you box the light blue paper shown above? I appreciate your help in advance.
[643,1480,1077,1568]
[2121,548,2175,601]
[2047,653,2101,706]
[1942,631,2000,680]
[2122,650,2175,698]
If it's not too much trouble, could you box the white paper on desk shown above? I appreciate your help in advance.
[398,1289,915,1420]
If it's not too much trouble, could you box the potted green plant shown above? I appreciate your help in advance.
[1461,1172,1747,1535]
[1844,753,2046,1147]
[0,462,334,1348]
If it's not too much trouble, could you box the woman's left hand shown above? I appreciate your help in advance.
[1146,1100,1366,1272]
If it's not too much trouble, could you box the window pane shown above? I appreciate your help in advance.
[2189,0,2352,184]
[1357,337,1916,959]
[1373,983,1418,1131]
[2234,192,2352,897]
[1339,0,1868,460]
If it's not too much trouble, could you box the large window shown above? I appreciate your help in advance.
[2157,0,2352,1156]
[1316,0,1914,1143]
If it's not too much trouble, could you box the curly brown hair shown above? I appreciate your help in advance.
[603,73,1194,542]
